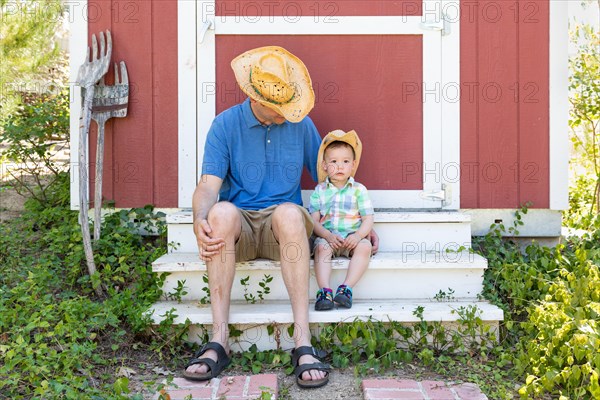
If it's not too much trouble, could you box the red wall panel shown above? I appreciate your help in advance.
[215,35,424,190]
[215,0,422,16]
[88,0,178,208]
[460,0,550,208]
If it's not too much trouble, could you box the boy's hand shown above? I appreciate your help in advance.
[326,233,344,250]
[343,233,361,250]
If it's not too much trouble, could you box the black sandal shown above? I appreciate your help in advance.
[182,342,231,381]
[292,346,331,389]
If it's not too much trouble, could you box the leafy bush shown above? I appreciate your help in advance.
[1,88,70,206]
[565,24,600,230]
[0,174,172,399]
[476,209,600,399]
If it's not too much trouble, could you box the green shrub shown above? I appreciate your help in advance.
[0,89,70,207]
[476,208,600,399]
[0,174,172,399]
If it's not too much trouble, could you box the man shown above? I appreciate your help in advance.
[183,46,376,389]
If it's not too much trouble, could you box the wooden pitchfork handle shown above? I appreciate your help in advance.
[79,85,102,296]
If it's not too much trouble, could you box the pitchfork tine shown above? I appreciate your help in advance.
[120,62,128,85]
[99,31,106,60]
[106,31,112,57]
[113,63,119,84]
[92,34,98,61]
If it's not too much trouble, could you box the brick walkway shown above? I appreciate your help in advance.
[160,376,488,399]
[162,375,277,399]
[362,379,488,400]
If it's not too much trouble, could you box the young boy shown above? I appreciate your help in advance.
[309,129,374,310]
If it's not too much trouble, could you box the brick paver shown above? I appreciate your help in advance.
[362,379,488,400]
[161,374,278,399]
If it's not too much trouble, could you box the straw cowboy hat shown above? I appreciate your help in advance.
[317,129,363,183]
[231,46,315,123]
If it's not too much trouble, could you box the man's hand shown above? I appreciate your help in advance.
[326,233,344,251]
[343,233,361,250]
[194,218,225,261]
[369,230,380,255]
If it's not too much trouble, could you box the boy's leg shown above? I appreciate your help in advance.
[343,239,372,287]
[314,238,334,289]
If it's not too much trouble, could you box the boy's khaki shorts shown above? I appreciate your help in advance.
[235,204,314,262]
[313,237,372,258]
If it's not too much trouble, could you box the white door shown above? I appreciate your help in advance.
[178,0,460,209]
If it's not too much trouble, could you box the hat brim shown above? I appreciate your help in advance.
[317,130,362,183]
[231,46,315,123]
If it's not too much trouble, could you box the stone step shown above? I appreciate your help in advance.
[166,210,472,253]
[154,251,487,301]
[148,299,504,351]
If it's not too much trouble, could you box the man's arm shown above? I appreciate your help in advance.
[193,174,224,261]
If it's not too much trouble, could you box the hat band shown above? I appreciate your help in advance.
[249,69,296,106]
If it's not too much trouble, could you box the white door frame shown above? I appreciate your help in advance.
[177,0,461,209]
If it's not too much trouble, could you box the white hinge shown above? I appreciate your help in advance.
[420,184,452,206]
[420,12,451,36]
[198,17,215,44]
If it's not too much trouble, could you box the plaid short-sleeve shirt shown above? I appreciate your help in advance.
[308,177,374,238]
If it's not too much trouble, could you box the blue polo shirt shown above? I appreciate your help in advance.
[201,98,321,210]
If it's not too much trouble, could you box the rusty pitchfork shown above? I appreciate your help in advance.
[76,30,111,296]
[90,61,129,241]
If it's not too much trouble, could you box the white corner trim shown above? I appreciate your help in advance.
[69,0,88,210]
[549,0,569,210]
[178,0,198,207]
[441,0,460,209]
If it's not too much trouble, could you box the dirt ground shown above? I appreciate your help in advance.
[0,182,26,221]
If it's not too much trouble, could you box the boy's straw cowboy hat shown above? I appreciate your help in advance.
[231,46,315,123]
[317,129,363,183]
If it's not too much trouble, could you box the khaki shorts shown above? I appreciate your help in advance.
[235,204,314,262]
[313,236,372,258]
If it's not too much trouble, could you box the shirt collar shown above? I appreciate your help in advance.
[242,98,262,128]
[242,97,289,129]
[325,176,355,189]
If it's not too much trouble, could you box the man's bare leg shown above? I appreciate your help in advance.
[186,202,241,375]
[271,204,327,382]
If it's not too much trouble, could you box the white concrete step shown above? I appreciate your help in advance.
[166,210,472,253]
[148,299,504,351]
[153,250,487,301]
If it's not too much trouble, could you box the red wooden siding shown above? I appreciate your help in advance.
[216,0,422,16]
[215,35,424,190]
[460,0,549,208]
[88,0,178,208]
[84,0,551,209]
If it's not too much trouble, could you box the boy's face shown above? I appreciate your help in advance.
[322,145,355,185]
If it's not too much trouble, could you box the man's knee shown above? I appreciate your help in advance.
[207,202,240,234]
[272,203,305,234]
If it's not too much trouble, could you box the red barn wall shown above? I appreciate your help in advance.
[86,0,550,209]
[88,0,178,208]
[460,0,549,208]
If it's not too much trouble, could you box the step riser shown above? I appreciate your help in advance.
[160,268,484,301]
[168,222,472,253]
[186,322,500,352]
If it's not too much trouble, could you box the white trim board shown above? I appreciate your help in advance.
[182,0,461,210]
[178,0,198,207]
[464,209,562,237]
[549,0,569,210]
[69,0,88,210]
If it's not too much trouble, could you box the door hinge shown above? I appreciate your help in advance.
[420,12,451,36]
[420,184,452,206]
[199,17,215,44]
